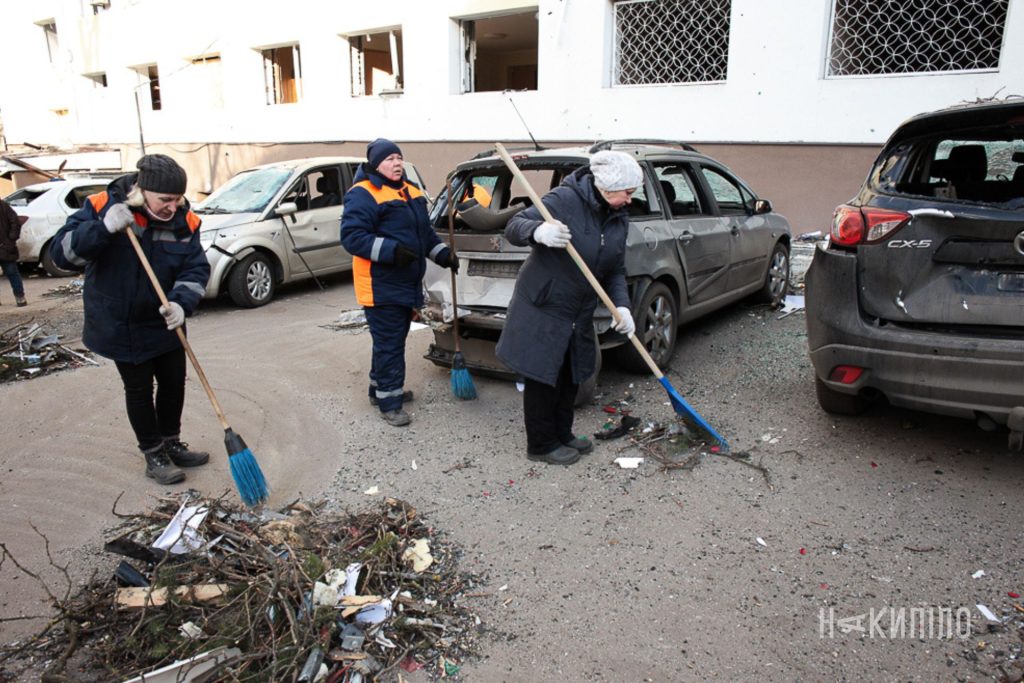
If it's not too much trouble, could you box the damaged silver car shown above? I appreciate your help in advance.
[422,141,792,400]
[805,100,1024,449]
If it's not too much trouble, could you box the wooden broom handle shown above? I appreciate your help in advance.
[124,227,231,430]
[494,142,664,380]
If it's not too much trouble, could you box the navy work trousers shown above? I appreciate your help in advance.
[364,304,412,413]
[115,346,187,451]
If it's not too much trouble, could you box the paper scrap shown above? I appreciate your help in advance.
[152,502,210,555]
[972,569,986,579]
[976,604,999,622]
[756,537,768,547]
[363,486,379,495]
[402,539,434,572]
[614,457,644,469]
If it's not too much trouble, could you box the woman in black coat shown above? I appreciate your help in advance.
[496,151,643,465]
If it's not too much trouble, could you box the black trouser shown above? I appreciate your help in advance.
[364,304,412,413]
[115,347,187,452]
[523,349,578,455]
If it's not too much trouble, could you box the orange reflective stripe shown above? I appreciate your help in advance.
[353,180,423,204]
[88,191,109,212]
[353,256,374,306]
[186,210,201,232]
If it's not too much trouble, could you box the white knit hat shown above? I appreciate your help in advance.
[590,151,643,192]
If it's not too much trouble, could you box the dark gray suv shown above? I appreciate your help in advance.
[422,141,792,396]
[805,100,1024,450]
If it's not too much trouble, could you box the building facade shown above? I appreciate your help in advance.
[0,0,1019,230]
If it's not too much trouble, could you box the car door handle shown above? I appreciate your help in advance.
[677,231,694,243]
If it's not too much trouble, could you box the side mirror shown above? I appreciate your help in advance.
[753,199,773,215]
[275,202,298,218]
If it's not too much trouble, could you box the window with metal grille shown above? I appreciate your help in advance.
[613,0,731,86]
[827,0,1008,77]
[262,44,302,105]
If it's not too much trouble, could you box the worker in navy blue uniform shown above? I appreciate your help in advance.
[49,154,211,485]
[340,139,459,427]
[497,151,642,465]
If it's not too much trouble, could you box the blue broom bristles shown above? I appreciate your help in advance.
[450,351,477,400]
[224,428,269,507]
[659,376,730,453]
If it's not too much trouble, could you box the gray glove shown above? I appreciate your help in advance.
[103,203,135,234]
[532,220,571,248]
[159,302,185,330]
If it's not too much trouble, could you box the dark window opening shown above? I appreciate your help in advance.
[460,11,538,93]
[349,30,403,96]
[263,45,302,104]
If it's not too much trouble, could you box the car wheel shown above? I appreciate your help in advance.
[574,329,602,408]
[40,241,77,277]
[228,252,276,307]
[614,282,677,374]
[814,376,868,415]
[755,242,790,307]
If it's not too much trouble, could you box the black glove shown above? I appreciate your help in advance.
[394,245,417,268]
[447,250,460,274]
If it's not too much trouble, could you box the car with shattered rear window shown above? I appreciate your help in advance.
[805,99,1024,450]
[421,141,792,401]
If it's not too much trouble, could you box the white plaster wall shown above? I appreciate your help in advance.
[0,0,1020,148]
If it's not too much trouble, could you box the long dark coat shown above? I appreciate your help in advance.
[496,167,630,386]
[0,199,22,261]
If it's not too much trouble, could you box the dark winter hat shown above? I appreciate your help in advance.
[366,138,403,169]
[136,154,187,195]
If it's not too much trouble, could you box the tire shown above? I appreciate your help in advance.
[614,282,677,374]
[814,376,868,415]
[574,329,602,408]
[40,242,77,277]
[228,252,276,307]
[755,242,790,307]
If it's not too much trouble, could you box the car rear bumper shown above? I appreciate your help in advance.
[805,245,1024,425]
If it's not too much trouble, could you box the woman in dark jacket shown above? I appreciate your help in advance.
[49,155,211,485]
[0,198,27,306]
[496,151,642,465]
[340,138,459,427]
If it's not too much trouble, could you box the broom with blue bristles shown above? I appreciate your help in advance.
[125,228,270,506]
[445,176,477,400]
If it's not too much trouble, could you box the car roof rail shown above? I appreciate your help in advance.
[470,144,548,160]
[587,139,698,153]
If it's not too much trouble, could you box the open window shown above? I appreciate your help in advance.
[132,64,161,110]
[262,44,302,104]
[185,55,223,109]
[84,72,108,88]
[348,29,403,96]
[458,10,538,93]
[38,20,59,64]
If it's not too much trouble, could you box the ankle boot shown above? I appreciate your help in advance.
[143,446,185,484]
[163,439,210,467]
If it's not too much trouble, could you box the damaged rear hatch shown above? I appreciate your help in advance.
[836,101,1024,333]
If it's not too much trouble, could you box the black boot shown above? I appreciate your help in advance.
[163,439,210,467]
[143,445,185,484]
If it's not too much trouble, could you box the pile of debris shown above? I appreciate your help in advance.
[0,322,96,383]
[1,493,483,682]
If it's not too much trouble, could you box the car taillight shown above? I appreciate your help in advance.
[828,365,864,384]
[830,205,910,246]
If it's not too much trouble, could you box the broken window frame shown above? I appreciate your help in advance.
[347,28,404,97]
[188,54,224,109]
[457,10,539,94]
[40,20,59,64]
[262,44,303,105]
[84,72,108,88]
[132,64,161,111]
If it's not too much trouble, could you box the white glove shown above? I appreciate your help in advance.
[159,302,185,330]
[613,306,635,336]
[533,220,571,248]
[103,203,135,234]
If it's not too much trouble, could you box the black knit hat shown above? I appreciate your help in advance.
[136,154,187,194]
[366,138,402,169]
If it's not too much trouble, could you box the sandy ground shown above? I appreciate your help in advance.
[1,248,1022,681]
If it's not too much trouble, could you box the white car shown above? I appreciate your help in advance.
[194,156,428,307]
[6,177,110,276]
